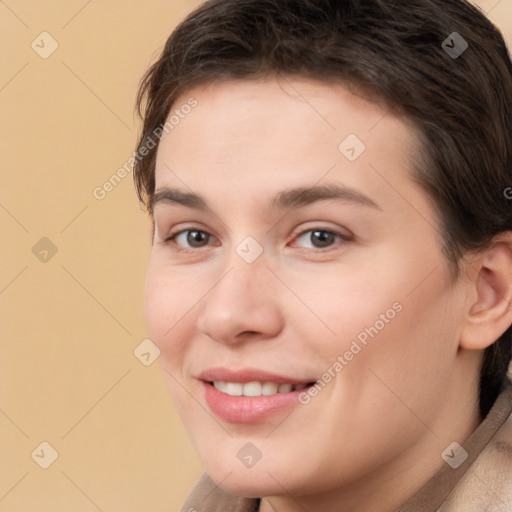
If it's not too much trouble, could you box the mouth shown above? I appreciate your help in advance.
[207,380,317,397]
[198,367,319,422]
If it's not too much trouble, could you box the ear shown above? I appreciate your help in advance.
[459,232,512,351]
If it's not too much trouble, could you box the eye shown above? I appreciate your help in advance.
[164,229,214,249]
[292,228,349,250]
[160,227,350,251]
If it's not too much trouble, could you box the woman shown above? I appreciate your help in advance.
[133,0,512,509]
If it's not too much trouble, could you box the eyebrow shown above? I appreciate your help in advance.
[149,183,380,214]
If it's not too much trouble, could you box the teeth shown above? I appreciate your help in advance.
[214,381,228,393]
[243,382,262,397]
[262,382,279,395]
[212,381,309,397]
[225,382,243,396]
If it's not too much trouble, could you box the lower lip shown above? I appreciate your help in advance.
[202,381,312,423]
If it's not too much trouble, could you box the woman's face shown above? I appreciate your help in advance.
[144,78,472,499]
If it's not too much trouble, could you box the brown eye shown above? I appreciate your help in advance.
[310,230,337,248]
[293,229,346,249]
[185,230,210,247]
[165,229,213,248]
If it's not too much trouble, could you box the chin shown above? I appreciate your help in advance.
[205,464,285,497]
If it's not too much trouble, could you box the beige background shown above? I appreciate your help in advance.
[0,1,511,510]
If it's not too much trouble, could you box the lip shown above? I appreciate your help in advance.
[198,366,316,385]
[202,381,314,423]
[198,367,317,423]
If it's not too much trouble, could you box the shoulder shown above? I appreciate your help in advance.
[439,411,512,511]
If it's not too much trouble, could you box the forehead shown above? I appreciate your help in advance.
[153,77,421,209]
[158,78,406,148]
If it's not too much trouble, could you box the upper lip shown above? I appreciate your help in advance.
[198,367,317,385]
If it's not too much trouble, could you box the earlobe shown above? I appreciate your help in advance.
[460,235,512,351]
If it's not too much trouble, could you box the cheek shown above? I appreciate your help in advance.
[327,258,459,413]
[283,263,404,356]
[143,261,196,366]
[144,266,170,340]
[293,249,457,382]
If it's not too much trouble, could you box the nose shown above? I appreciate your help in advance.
[196,256,284,344]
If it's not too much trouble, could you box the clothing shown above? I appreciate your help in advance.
[180,377,512,512]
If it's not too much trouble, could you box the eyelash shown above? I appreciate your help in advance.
[161,226,351,252]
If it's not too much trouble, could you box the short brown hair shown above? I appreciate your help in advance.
[133,0,512,418]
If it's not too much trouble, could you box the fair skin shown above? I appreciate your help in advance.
[144,77,512,511]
